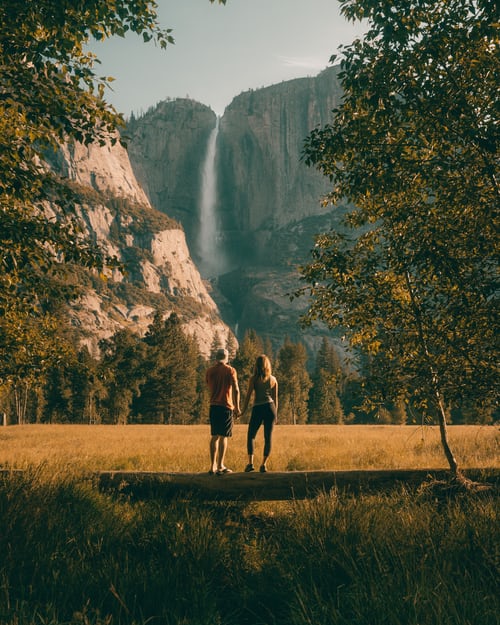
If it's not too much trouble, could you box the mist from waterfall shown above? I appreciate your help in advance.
[197,117,227,278]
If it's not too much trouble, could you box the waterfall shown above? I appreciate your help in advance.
[197,117,226,278]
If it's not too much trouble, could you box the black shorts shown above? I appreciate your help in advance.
[209,405,234,437]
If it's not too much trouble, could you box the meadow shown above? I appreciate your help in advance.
[1,423,498,473]
[0,424,498,625]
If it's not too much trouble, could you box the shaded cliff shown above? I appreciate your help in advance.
[217,67,342,266]
[126,99,216,251]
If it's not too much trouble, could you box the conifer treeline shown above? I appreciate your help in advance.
[0,312,494,425]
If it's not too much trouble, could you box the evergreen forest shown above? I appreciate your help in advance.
[1,311,494,427]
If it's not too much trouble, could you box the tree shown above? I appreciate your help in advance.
[42,347,103,423]
[0,307,80,422]
[137,312,199,424]
[262,337,274,364]
[0,309,68,387]
[355,350,411,423]
[299,0,498,477]
[0,0,224,384]
[226,331,238,361]
[195,353,211,425]
[309,338,345,423]
[99,329,147,424]
[71,348,106,424]
[210,331,224,361]
[309,368,345,424]
[0,2,170,305]
[275,338,312,425]
[314,337,344,379]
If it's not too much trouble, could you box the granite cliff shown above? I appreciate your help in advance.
[127,67,347,355]
[126,99,216,248]
[48,137,234,358]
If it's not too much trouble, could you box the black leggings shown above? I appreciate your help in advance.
[247,402,277,457]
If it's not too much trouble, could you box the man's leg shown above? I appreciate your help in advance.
[210,435,219,473]
[217,436,228,470]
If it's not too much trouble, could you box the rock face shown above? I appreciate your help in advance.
[127,99,216,249]
[127,69,343,268]
[126,67,347,357]
[218,69,340,236]
[56,138,150,205]
[50,138,234,358]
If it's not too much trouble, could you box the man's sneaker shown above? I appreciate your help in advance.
[244,464,255,472]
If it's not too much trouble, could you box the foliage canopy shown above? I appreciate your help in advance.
[0,0,222,383]
[299,0,499,470]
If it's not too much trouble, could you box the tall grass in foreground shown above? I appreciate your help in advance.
[0,467,498,625]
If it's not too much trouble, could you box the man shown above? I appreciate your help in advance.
[205,348,240,475]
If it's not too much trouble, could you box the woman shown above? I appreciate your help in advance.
[241,354,278,473]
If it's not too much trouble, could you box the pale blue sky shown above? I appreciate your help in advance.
[90,0,366,117]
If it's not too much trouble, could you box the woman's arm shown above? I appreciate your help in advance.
[271,377,278,414]
[241,375,255,415]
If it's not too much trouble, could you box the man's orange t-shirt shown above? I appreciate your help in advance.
[206,362,238,410]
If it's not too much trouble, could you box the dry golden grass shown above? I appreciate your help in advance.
[0,423,498,474]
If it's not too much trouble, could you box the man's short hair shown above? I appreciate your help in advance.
[216,348,229,362]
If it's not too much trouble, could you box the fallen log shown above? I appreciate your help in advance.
[97,468,499,501]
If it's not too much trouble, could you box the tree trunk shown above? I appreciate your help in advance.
[404,270,460,477]
[433,384,460,476]
[14,382,29,425]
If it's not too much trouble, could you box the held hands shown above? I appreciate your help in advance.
[235,406,248,419]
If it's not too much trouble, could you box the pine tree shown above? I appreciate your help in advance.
[309,338,345,423]
[315,338,343,377]
[309,368,345,424]
[210,331,223,361]
[71,348,105,424]
[99,329,147,424]
[226,331,238,360]
[275,338,311,425]
[263,337,274,364]
[44,363,74,423]
[137,313,199,424]
[195,354,210,424]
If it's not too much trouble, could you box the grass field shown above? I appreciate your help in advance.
[0,425,498,625]
[0,423,498,474]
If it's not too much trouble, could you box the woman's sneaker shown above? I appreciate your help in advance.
[244,464,255,472]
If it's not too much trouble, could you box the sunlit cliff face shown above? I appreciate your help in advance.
[48,137,235,359]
